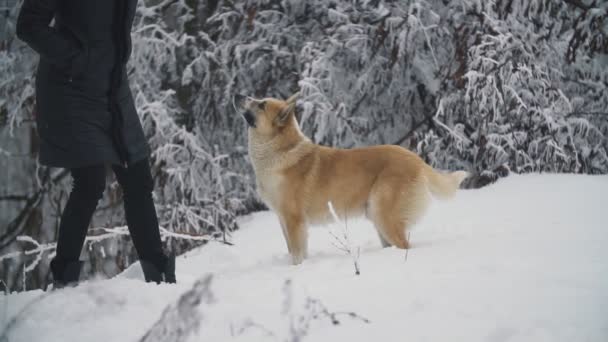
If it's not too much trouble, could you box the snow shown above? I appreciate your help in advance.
[2,174,608,341]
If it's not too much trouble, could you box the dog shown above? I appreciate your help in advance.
[235,93,469,264]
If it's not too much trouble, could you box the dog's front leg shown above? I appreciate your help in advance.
[279,220,292,255]
[280,214,307,265]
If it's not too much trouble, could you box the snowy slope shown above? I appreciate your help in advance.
[2,174,608,342]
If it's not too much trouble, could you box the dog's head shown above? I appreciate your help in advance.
[234,93,299,137]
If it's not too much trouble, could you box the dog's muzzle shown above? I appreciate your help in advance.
[242,110,256,128]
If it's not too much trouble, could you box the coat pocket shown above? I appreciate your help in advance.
[116,93,149,160]
[33,73,74,152]
[58,25,90,82]
[35,105,73,151]
[69,46,89,82]
[118,94,146,139]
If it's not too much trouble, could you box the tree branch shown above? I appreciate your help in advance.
[392,114,433,146]
[563,0,592,11]
[0,194,29,201]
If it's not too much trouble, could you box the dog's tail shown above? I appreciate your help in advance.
[423,165,469,200]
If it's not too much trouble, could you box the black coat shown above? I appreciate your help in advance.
[16,0,149,168]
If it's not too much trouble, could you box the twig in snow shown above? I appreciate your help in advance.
[282,279,370,342]
[327,202,361,275]
[232,279,370,341]
[230,319,278,340]
[140,274,215,342]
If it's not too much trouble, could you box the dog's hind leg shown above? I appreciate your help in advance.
[366,200,392,248]
[376,230,391,248]
[368,175,430,249]
[372,214,410,249]
[368,183,409,249]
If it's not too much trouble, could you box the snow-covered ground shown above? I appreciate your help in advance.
[2,174,608,342]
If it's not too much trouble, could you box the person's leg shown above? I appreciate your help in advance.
[51,164,106,287]
[112,158,174,283]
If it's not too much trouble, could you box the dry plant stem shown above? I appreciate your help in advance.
[327,201,361,275]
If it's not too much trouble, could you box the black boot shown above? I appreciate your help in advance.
[140,256,176,284]
[49,259,83,290]
[164,256,176,283]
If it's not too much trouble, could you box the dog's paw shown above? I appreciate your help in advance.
[290,254,305,265]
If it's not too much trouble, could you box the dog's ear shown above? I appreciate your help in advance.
[275,101,296,126]
[285,92,299,104]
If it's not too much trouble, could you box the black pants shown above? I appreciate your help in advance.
[52,158,167,274]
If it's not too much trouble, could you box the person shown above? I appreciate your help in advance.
[16,0,175,287]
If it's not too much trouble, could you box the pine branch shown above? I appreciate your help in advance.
[0,194,29,201]
[563,0,592,11]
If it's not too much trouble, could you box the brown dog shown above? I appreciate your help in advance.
[236,93,468,264]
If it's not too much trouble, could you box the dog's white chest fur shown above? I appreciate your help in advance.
[255,173,282,211]
[248,129,311,212]
[248,136,282,211]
